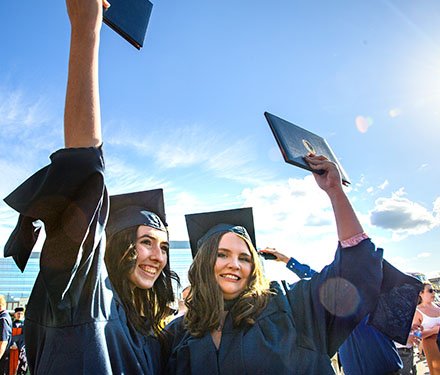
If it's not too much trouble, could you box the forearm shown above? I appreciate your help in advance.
[328,188,363,242]
[64,19,102,147]
[423,326,439,339]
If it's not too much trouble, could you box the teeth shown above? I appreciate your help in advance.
[222,274,239,280]
[140,265,157,275]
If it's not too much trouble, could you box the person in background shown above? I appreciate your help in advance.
[177,286,191,318]
[413,283,440,375]
[164,155,422,374]
[9,307,27,375]
[0,295,12,375]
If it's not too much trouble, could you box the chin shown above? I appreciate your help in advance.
[131,275,157,290]
[222,289,243,300]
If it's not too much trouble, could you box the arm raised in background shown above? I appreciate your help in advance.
[64,0,110,148]
[304,154,364,242]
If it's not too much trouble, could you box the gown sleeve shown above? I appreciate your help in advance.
[3,146,107,312]
[283,239,421,356]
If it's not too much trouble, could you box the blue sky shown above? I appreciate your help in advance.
[0,0,439,281]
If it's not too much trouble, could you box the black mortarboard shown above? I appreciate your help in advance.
[14,307,24,313]
[106,189,167,238]
[185,207,256,258]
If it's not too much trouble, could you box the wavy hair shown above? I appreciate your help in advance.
[184,231,272,337]
[105,226,179,340]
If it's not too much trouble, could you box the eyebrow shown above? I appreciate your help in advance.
[218,248,251,257]
[138,234,169,246]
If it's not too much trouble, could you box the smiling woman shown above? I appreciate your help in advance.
[2,1,179,373]
[105,189,179,339]
[163,159,422,375]
[214,233,253,300]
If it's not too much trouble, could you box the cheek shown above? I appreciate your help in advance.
[162,253,169,267]
[242,263,253,279]
[214,258,225,275]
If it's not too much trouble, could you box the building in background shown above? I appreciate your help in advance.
[0,241,193,310]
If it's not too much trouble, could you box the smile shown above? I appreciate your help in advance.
[139,265,158,276]
[220,274,241,281]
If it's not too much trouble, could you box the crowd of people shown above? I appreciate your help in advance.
[1,0,439,374]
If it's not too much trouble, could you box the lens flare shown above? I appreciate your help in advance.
[355,116,373,133]
[319,277,360,317]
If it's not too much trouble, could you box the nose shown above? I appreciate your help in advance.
[149,244,166,264]
[227,256,240,270]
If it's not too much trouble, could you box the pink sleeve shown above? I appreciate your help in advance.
[340,232,369,248]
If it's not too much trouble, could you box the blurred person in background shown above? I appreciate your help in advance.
[413,283,440,375]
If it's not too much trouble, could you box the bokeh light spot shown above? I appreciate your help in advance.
[388,108,402,118]
[319,277,361,317]
[355,116,373,133]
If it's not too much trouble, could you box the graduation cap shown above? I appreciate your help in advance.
[14,307,25,313]
[185,207,256,258]
[106,189,167,238]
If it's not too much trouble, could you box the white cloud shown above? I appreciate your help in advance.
[370,188,440,239]
[417,252,431,258]
[241,175,341,270]
[105,156,170,195]
[0,205,19,257]
[107,122,275,185]
[378,180,389,190]
[0,87,53,133]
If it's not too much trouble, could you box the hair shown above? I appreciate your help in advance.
[184,231,272,337]
[417,282,433,305]
[104,226,179,341]
[0,295,5,310]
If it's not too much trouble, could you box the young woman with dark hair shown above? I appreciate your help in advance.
[105,223,179,339]
[3,0,177,373]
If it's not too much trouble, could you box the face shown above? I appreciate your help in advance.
[214,232,253,300]
[128,225,168,290]
[420,285,435,303]
[14,311,24,321]
[181,287,190,301]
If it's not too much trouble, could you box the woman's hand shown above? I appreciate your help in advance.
[66,0,111,35]
[304,154,343,194]
[258,247,290,264]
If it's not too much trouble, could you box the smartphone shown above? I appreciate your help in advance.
[258,251,277,260]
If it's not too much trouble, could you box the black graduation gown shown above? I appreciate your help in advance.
[165,240,421,375]
[3,147,161,375]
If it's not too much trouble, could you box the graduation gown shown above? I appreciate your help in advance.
[165,240,421,375]
[3,147,161,375]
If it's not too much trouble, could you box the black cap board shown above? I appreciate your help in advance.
[185,207,256,258]
[106,188,167,238]
[264,111,350,185]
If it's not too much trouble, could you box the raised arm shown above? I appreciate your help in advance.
[305,155,363,241]
[64,0,110,148]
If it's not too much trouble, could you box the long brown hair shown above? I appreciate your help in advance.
[184,231,272,337]
[105,226,179,339]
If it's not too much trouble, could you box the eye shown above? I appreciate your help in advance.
[161,244,169,254]
[217,252,227,258]
[240,256,252,263]
[140,239,152,246]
